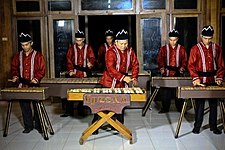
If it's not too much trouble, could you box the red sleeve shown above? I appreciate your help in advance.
[130,48,139,80]
[11,53,20,78]
[105,49,124,81]
[188,45,200,81]
[157,46,166,70]
[180,46,188,69]
[98,44,106,63]
[66,46,74,72]
[33,52,46,82]
[215,44,225,79]
[87,45,96,65]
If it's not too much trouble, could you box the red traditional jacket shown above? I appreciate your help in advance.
[157,44,187,77]
[188,42,225,84]
[11,49,46,87]
[66,43,95,78]
[99,45,139,88]
[97,43,113,70]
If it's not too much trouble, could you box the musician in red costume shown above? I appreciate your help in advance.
[92,29,139,134]
[11,33,46,134]
[66,30,95,78]
[188,25,225,134]
[157,29,187,113]
[97,29,114,71]
[61,30,96,117]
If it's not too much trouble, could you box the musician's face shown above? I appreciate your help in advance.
[105,36,114,45]
[201,35,213,46]
[115,39,128,51]
[21,41,32,52]
[168,37,178,47]
[75,38,85,46]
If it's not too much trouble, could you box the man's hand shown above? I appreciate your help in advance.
[132,79,138,86]
[30,79,38,84]
[160,68,165,75]
[11,76,18,83]
[123,76,133,84]
[192,79,201,86]
[179,68,184,74]
[69,71,75,76]
[215,79,223,86]
[87,62,93,69]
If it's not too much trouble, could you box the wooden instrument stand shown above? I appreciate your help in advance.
[77,93,133,145]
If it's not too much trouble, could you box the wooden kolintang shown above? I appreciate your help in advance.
[142,76,192,116]
[0,87,54,140]
[175,84,225,138]
[67,87,146,102]
[40,78,101,98]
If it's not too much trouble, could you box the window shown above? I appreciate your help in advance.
[141,18,162,75]
[142,0,165,9]
[48,1,72,11]
[16,1,40,12]
[222,0,225,8]
[81,0,132,10]
[174,0,197,9]
[53,20,74,77]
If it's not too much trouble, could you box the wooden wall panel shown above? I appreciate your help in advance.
[0,0,13,88]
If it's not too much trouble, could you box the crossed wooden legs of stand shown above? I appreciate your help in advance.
[79,111,133,145]
[3,101,54,140]
[175,99,225,138]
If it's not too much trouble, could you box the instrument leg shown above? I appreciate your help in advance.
[36,102,48,140]
[175,99,188,138]
[39,102,54,135]
[3,101,13,137]
[191,98,196,112]
[79,112,114,145]
[142,87,159,116]
[219,99,225,132]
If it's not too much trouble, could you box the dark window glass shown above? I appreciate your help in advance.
[48,1,71,11]
[141,18,161,75]
[16,1,40,12]
[222,0,225,8]
[53,20,73,77]
[222,16,225,61]
[143,0,165,9]
[17,20,41,52]
[81,0,132,10]
[175,17,197,57]
[174,0,197,9]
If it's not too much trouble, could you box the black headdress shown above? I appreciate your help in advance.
[201,25,214,38]
[75,30,85,38]
[19,33,32,43]
[115,29,128,40]
[168,29,179,37]
[105,29,114,37]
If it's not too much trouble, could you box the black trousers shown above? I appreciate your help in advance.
[62,100,86,116]
[19,100,41,130]
[160,87,184,112]
[194,98,218,129]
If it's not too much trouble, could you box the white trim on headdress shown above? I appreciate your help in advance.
[19,33,31,38]
[116,29,128,37]
[105,29,113,34]
[201,26,214,32]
